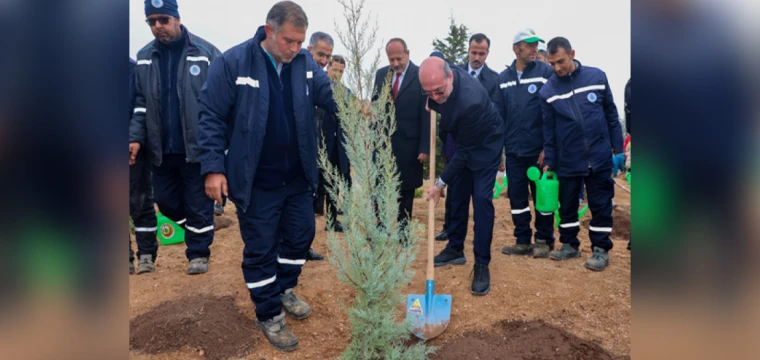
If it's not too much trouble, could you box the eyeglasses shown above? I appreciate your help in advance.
[145,16,171,27]
[421,78,450,97]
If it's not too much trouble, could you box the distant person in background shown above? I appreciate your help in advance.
[537,41,548,63]
[306,30,336,261]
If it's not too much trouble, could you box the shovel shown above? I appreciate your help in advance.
[405,109,452,340]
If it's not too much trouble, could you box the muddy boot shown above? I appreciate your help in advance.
[136,254,155,274]
[186,257,209,275]
[531,239,552,258]
[501,243,532,256]
[584,247,610,271]
[433,247,466,267]
[550,244,581,261]
[256,312,299,352]
[280,288,312,320]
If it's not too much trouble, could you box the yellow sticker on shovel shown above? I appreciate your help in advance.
[409,299,423,314]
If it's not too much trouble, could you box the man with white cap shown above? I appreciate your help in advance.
[537,41,548,63]
[494,28,556,259]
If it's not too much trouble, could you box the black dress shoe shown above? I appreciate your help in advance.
[471,263,490,295]
[325,222,345,232]
[336,209,344,215]
[434,229,449,241]
[306,248,324,261]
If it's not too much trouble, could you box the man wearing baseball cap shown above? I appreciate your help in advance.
[537,41,548,63]
[494,28,556,259]
[129,0,222,275]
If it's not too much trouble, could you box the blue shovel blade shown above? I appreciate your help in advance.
[405,280,452,340]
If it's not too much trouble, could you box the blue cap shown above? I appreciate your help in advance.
[145,0,180,19]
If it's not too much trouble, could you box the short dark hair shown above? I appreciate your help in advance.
[329,55,346,66]
[309,31,333,48]
[266,1,308,32]
[386,38,408,52]
[469,33,490,49]
[547,37,572,55]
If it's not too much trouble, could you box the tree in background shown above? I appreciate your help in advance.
[322,0,435,358]
[431,14,469,65]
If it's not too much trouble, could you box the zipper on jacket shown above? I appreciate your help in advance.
[177,48,188,162]
[568,72,591,171]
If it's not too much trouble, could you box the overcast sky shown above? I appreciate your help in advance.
[131,0,630,114]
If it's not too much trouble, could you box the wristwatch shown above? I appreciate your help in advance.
[434,177,446,190]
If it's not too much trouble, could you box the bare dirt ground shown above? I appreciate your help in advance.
[129,176,631,360]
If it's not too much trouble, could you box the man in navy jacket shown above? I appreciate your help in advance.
[540,37,623,272]
[494,29,556,259]
[197,1,337,352]
[129,57,158,275]
[422,56,505,296]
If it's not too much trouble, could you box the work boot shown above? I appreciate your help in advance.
[280,288,312,320]
[186,257,209,275]
[550,244,581,260]
[129,262,135,275]
[256,312,299,352]
[584,247,610,271]
[325,222,345,232]
[471,263,490,295]
[434,247,466,267]
[501,243,532,256]
[306,248,324,261]
[136,254,155,274]
[434,229,449,241]
[531,239,552,258]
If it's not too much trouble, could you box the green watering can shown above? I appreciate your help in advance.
[527,167,559,213]
[157,212,185,246]
[493,172,507,199]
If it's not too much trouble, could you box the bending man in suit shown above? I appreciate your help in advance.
[373,38,430,233]
[436,33,499,241]
[422,56,505,296]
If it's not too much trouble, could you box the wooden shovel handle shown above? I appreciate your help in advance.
[427,110,436,281]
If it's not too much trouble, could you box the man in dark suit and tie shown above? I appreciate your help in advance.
[373,38,430,231]
[435,33,499,241]
[422,56,505,296]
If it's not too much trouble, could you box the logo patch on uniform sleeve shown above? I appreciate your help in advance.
[152,0,164,8]
[306,71,313,79]
[587,92,597,103]
[189,65,201,76]
[528,84,537,94]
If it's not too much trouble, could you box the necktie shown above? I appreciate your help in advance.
[471,70,477,78]
[392,72,401,100]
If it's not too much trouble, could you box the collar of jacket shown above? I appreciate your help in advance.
[251,25,305,64]
[148,25,200,56]
[557,59,583,81]
[508,59,538,74]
